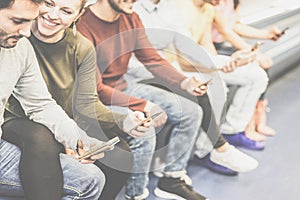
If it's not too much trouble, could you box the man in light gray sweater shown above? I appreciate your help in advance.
[0,0,106,199]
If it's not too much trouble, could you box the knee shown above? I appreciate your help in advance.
[80,164,106,198]
[181,100,203,120]
[249,64,269,90]
[90,167,106,196]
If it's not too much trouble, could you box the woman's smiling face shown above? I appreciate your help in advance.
[34,0,83,41]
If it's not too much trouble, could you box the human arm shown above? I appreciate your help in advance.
[214,8,251,50]
[72,38,128,133]
[233,23,282,41]
[232,10,282,41]
[12,40,102,150]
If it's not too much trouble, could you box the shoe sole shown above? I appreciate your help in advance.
[154,188,209,200]
[154,188,187,200]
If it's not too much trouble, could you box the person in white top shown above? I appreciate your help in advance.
[132,0,261,179]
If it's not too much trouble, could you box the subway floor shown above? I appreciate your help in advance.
[117,64,300,200]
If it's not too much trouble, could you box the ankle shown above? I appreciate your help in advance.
[215,142,230,153]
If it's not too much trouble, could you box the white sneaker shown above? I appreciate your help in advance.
[125,188,149,200]
[210,145,259,172]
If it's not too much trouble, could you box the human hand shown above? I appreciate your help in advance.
[123,111,153,137]
[144,101,167,127]
[65,138,107,164]
[269,26,285,41]
[180,76,208,96]
[227,49,256,70]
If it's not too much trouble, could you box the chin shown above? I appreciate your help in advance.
[123,9,134,14]
[1,43,17,49]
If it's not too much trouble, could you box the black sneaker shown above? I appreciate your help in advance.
[154,177,208,200]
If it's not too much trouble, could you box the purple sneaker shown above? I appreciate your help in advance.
[194,154,238,176]
[222,132,265,150]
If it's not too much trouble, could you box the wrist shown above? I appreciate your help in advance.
[180,78,189,91]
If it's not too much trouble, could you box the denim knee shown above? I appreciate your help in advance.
[175,100,203,124]
[85,166,105,199]
[61,154,105,200]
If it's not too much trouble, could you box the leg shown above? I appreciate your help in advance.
[107,106,156,199]
[182,70,258,174]
[123,83,208,200]
[60,154,105,200]
[2,118,64,200]
[124,83,203,172]
[219,59,269,133]
[123,133,156,199]
[218,56,268,150]
[94,138,133,200]
[0,140,104,200]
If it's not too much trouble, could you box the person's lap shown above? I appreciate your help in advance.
[0,140,104,199]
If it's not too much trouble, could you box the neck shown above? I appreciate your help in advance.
[31,22,65,43]
[90,1,120,22]
[194,0,206,8]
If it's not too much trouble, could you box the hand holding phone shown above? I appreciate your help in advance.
[78,137,120,161]
[276,26,289,37]
[251,41,264,51]
[271,26,289,40]
[281,27,289,34]
[128,111,163,133]
[198,79,212,87]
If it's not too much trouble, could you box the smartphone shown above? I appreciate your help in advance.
[274,27,289,38]
[78,136,120,160]
[198,79,212,87]
[251,41,264,51]
[128,111,163,132]
[281,26,289,34]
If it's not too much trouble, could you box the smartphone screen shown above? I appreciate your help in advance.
[78,137,120,160]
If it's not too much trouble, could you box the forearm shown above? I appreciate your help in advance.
[214,10,251,50]
[234,23,269,39]
[221,29,251,50]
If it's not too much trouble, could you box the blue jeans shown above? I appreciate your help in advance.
[0,140,105,200]
[111,79,203,197]
[109,106,156,197]
[123,78,203,172]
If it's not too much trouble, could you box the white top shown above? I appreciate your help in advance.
[133,0,216,69]
[0,38,86,150]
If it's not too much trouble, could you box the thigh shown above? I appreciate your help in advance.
[60,154,104,198]
[2,118,64,152]
[0,140,23,197]
[124,83,201,123]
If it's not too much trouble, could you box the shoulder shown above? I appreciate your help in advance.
[65,28,94,52]
[204,3,216,18]
[17,37,35,53]
[16,38,37,67]
[121,12,144,28]
[64,29,96,65]
[204,3,215,12]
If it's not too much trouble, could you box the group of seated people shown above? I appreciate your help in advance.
[0,0,286,199]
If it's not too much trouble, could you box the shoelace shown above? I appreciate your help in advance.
[180,173,192,185]
[179,177,194,191]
